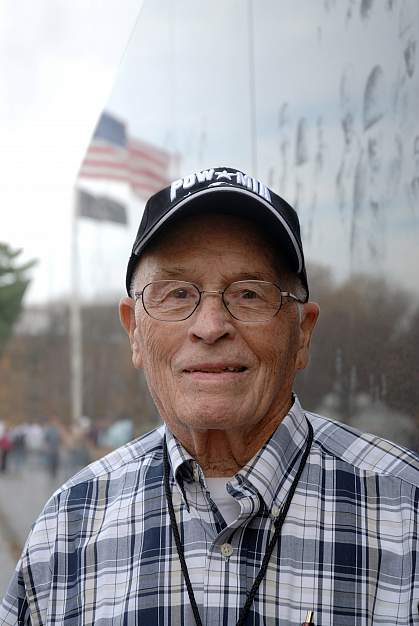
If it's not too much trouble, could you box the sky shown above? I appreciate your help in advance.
[0,0,143,303]
[1,0,418,304]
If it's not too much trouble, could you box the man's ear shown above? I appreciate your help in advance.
[295,302,320,371]
[119,296,143,369]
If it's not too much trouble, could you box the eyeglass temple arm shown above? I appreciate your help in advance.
[280,291,304,303]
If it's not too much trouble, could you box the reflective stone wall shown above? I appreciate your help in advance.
[93,0,419,446]
[107,0,418,286]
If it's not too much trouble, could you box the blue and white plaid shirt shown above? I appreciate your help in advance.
[1,397,418,625]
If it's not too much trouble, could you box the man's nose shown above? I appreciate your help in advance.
[187,291,235,344]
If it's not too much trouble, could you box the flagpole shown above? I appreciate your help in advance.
[247,0,258,177]
[70,188,83,424]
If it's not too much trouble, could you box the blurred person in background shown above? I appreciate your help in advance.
[62,416,91,476]
[8,424,28,474]
[43,416,62,480]
[24,421,45,469]
[0,425,11,473]
[1,168,418,625]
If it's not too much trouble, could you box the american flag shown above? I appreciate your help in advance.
[78,112,173,200]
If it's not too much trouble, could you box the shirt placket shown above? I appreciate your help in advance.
[187,471,264,626]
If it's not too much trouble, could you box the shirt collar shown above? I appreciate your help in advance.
[165,427,197,485]
[237,396,309,511]
[164,395,310,512]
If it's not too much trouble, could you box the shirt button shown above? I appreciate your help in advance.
[220,543,233,558]
[271,504,280,519]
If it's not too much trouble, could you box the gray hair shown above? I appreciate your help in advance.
[130,267,139,300]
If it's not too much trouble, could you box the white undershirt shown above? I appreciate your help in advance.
[206,477,241,525]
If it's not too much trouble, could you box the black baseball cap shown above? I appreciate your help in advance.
[126,166,309,300]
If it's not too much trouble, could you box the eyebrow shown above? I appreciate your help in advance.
[150,268,278,283]
[151,267,194,279]
[222,271,275,282]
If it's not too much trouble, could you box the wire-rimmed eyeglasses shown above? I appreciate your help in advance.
[133,280,303,323]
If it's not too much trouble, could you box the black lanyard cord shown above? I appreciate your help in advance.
[163,440,203,626]
[163,418,314,626]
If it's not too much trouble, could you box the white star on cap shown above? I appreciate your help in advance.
[215,169,234,180]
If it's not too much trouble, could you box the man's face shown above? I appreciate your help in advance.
[120,214,318,443]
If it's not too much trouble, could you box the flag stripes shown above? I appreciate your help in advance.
[77,113,173,199]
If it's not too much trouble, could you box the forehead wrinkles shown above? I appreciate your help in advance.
[134,214,284,285]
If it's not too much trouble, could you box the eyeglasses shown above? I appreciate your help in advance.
[134,280,302,323]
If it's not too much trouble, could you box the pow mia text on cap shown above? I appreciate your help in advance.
[170,169,272,203]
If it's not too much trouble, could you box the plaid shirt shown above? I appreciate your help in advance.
[1,397,418,626]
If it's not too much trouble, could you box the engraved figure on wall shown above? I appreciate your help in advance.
[351,65,387,268]
[277,102,292,198]
[407,134,419,214]
[336,64,362,254]
[393,0,418,134]
[294,116,313,242]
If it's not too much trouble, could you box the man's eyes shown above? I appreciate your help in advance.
[167,288,194,299]
[239,289,259,299]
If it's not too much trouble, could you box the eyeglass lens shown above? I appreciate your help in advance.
[142,280,282,322]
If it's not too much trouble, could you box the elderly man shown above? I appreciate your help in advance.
[1,167,418,626]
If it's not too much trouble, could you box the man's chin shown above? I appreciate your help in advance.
[176,404,249,432]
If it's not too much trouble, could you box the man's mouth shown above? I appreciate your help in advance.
[184,366,247,374]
